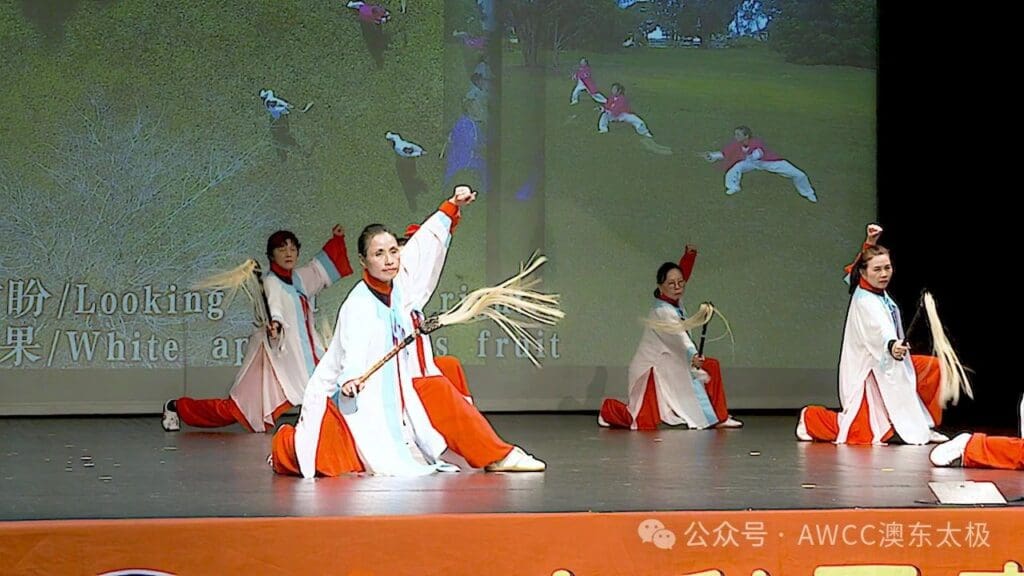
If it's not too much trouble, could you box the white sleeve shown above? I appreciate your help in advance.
[397,209,454,312]
[650,307,698,361]
[1019,395,1023,437]
[851,293,900,366]
[293,260,330,299]
[264,277,288,326]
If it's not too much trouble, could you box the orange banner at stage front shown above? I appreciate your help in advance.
[1,508,1022,575]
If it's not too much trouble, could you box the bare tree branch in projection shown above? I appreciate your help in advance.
[0,96,276,368]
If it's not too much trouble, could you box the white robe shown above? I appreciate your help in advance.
[293,210,454,478]
[626,301,718,429]
[229,249,344,431]
[836,287,934,445]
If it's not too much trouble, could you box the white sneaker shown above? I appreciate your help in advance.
[929,432,971,467]
[717,416,743,428]
[434,459,461,473]
[485,446,546,472]
[597,414,610,427]
[725,188,740,196]
[266,453,274,469]
[161,400,180,432]
[929,430,950,443]
[795,407,812,441]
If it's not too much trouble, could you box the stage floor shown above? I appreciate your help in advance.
[2,414,1022,521]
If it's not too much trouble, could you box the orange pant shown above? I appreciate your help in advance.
[963,434,1024,470]
[600,371,660,430]
[434,355,472,398]
[272,400,366,476]
[913,355,942,425]
[803,355,941,444]
[180,357,470,434]
[272,374,511,476]
[702,357,730,423]
[414,374,511,467]
[176,397,292,433]
[600,357,729,429]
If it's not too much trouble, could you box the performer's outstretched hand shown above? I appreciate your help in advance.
[332,224,345,237]
[450,185,477,206]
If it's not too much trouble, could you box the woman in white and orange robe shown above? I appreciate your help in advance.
[598,248,741,430]
[797,230,944,445]
[164,227,353,432]
[271,189,544,477]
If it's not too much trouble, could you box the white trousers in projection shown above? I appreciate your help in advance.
[570,80,607,105]
[725,159,817,202]
[598,112,651,137]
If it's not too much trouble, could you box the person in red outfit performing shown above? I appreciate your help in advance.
[599,245,742,430]
[271,187,545,477]
[796,224,947,445]
[162,226,353,432]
